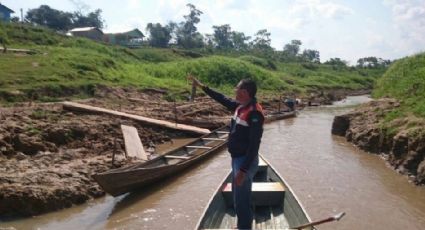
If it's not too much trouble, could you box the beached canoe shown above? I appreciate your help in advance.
[196,154,315,230]
[93,126,229,196]
[265,110,297,123]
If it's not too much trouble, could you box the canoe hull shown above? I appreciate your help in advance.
[265,111,297,123]
[93,126,229,196]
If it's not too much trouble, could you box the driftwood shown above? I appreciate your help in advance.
[128,98,169,105]
[62,101,210,134]
[181,104,221,117]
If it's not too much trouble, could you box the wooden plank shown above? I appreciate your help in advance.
[258,157,268,172]
[222,182,285,206]
[202,137,226,141]
[186,146,213,149]
[216,131,230,134]
[164,155,190,160]
[223,182,285,192]
[62,101,210,135]
[121,125,147,161]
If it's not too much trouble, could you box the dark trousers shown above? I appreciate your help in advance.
[231,155,259,229]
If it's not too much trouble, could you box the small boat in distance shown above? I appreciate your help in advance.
[265,110,297,123]
[93,126,229,197]
[196,154,314,230]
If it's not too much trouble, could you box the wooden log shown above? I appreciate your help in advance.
[181,104,221,117]
[121,125,147,161]
[62,101,210,135]
[176,102,203,110]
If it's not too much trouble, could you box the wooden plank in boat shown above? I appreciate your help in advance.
[202,138,226,141]
[186,146,213,149]
[222,182,285,206]
[164,155,190,160]
[121,125,147,161]
[216,131,230,134]
[258,157,267,172]
[62,101,210,134]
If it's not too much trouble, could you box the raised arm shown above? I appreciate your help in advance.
[188,75,239,111]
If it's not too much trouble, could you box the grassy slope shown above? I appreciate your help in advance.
[372,52,425,134]
[373,52,425,116]
[0,23,384,102]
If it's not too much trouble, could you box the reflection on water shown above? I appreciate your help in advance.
[1,95,425,230]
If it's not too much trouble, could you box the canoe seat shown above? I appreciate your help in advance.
[258,158,267,172]
[164,155,190,160]
[222,182,285,206]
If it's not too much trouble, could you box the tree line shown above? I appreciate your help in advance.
[8,3,391,67]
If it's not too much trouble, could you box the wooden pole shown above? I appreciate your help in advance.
[190,81,197,102]
[174,100,177,126]
[112,138,117,167]
[278,95,282,112]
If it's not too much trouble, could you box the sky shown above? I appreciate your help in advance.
[2,0,425,64]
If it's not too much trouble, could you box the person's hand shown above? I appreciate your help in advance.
[187,74,205,88]
[235,170,246,186]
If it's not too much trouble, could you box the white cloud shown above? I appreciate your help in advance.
[290,0,354,20]
[383,0,425,54]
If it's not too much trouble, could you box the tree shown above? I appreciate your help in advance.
[301,49,320,63]
[252,29,271,50]
[26,5,105,31]
[11,16,20,23]
[357,57,391,68]
[26,5,73,31]
[72,9,105,29]
[212,24,233,50]
[176,3,204,48]
[146,22,174,47]
[283,40,301,57]
[231,31,250,51]
[324,58,347,66]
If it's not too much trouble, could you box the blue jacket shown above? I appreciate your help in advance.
[202,86,264,172]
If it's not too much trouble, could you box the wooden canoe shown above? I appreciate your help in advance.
[196,154,315,230]
[265,110,297,123]
[93,126,230,196]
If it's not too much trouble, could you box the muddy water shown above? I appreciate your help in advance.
[2,95,425,230]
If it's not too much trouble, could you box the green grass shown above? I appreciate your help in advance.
[0,22,386,103]
[373,52,425,118]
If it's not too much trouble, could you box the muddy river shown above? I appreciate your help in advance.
[1,95,425,230]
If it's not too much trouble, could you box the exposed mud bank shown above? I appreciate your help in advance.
[332,98,425,185]
[0,85,293,218]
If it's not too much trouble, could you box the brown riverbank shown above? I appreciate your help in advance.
[332,98,425,185]
[0,87,232,218]
[0,85,297,218]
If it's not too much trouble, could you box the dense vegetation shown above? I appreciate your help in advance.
[0,22,385,103]
[373,52,425,124]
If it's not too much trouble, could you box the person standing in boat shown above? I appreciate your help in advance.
[188,75,264,230]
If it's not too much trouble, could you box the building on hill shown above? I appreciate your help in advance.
[104,29,145,48]
[0,3,14,22]
[68,27,104,41]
